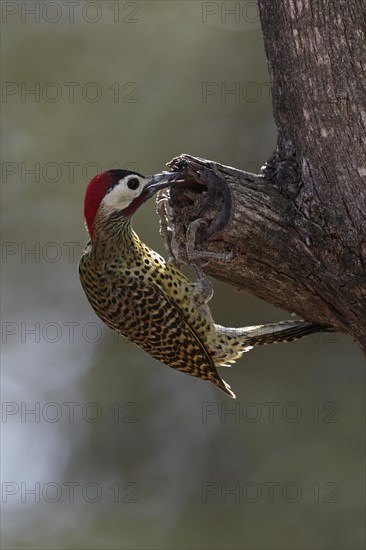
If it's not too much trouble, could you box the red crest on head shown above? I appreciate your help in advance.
[83,169,143,239]
[84,172,115,239]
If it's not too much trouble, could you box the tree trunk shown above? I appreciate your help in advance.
[164,0,366,351]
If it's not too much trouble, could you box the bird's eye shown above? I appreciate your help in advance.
[127,178,140,190]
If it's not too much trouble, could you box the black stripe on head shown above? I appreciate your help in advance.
[106,169,144,191]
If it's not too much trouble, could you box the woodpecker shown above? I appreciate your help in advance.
[79,169,332,398]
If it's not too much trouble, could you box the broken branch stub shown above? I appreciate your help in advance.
[166,154,247,261]
[164,154,342,331]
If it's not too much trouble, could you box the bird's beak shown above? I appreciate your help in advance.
[143,172,180,199]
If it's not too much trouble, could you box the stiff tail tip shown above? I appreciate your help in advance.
[214,376,236,399]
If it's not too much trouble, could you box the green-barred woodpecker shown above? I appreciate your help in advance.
[79,169,331,398]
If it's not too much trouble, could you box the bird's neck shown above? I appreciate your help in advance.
[90,208,140,255]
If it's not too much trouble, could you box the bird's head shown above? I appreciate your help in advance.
[84,169,178,239]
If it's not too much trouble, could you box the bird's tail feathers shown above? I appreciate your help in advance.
[210,374,236,399]
[240,320,334,347]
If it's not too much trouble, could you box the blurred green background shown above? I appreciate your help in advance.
[1,1,364,549]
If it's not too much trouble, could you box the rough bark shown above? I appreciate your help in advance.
[165,0,366,351]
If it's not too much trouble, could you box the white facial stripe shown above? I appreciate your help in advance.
[101,176,144,212]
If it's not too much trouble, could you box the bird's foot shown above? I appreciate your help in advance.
[186,218,233,304]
